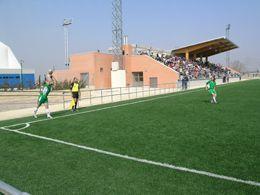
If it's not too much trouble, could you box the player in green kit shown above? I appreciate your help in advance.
[206,76,217,104]
[34,70,57,119]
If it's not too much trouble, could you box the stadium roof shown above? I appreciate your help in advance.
[171,37,238,59]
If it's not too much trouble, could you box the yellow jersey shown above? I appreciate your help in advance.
[72,83,79,92]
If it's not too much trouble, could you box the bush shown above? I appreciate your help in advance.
[1,82,10,91]
[54,79,87,90]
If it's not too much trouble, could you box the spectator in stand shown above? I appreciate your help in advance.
[223,74,226,83]
[182,74,189,90]
[156,54,161,62]
[226,71,230,83]
[139,50,238,80]
[194,64,199,79]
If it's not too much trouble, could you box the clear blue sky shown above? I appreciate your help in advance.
[1,0,260,76]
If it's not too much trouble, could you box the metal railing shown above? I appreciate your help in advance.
[0,83,180,112]
[0,76,247,113]
[62,82,179,109]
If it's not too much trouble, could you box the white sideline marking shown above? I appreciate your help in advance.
[1,88,204,129]
[0,127,259,187]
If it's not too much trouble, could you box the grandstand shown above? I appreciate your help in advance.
[138,37,240,80]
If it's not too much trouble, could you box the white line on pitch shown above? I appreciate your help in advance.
[1,88,204,129]
[1,127,259,187]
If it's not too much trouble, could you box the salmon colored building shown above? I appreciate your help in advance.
[54,44,179,89]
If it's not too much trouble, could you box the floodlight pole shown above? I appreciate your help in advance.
[20,60,24,91]
[63,19,72,68]
[112,0,123,69]
[226,24,231,67]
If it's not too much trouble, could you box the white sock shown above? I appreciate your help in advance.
[213,96,217,103]
[34,108,38,114]
[46,109,51,116]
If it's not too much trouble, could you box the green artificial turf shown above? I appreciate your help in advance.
[0,80,260,194]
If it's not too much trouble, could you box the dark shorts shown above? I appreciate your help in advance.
[72,92,79,99]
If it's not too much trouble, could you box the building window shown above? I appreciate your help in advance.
[80,73,89,86]
[132,72,144,87]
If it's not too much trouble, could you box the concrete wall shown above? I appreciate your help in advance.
[111,70,126,88]
[93,53,113,89]
[125,55,179,87]
[54,52,114,89]
[55,52,95,85]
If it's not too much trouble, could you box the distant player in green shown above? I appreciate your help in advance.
[34,70,57,119]
[206,76,217,104]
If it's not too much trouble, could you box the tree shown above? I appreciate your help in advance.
[230,60,247,73]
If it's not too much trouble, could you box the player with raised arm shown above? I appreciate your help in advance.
[33,69,57,119]
[206,76,217,104]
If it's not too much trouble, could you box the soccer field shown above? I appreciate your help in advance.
[0,80,260,194]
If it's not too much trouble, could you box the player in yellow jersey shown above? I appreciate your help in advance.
[70,77,80,112]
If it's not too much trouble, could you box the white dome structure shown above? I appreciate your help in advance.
[0,41,20,69]
[0,41,35,89]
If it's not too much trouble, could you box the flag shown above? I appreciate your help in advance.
[69,99,75,109]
